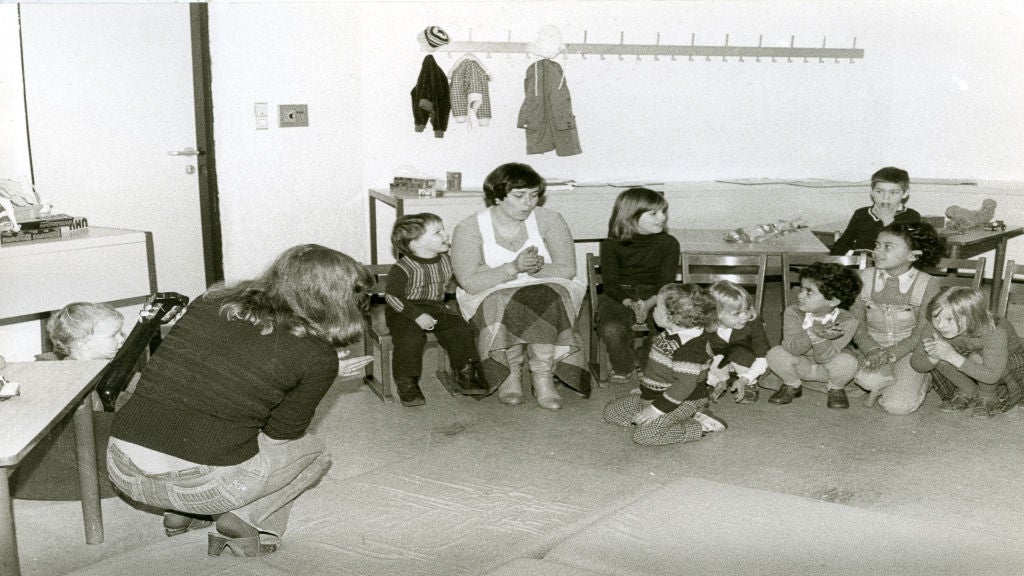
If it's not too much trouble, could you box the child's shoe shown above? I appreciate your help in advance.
[970,397,999,419]
[768,385,802,405]
[939,394,972,413]
[738,384,759,404]
[608,370,632,386]
[395,377,425,407]
[827,388,849,409]
[693,410,727,435]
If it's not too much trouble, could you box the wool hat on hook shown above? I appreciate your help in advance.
[424,26,450,48]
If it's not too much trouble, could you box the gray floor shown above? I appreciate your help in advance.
[12,285,1024,575]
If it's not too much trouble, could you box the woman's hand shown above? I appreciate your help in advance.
[337,350,374,377]
[631,404,665,425]
[513,245,544,275]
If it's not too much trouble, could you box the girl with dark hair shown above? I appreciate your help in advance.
[851,222,945,413]
[107,244,374,556]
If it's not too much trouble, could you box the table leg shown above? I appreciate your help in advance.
[0,469,21,576]
[72,401,104,545]
[991,238,1009,305]
[369,197,378,265]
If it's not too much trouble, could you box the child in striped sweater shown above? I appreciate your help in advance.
[387,213,485,406]
[603,283,727,446]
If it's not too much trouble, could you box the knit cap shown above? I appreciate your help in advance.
[424,26,449,48]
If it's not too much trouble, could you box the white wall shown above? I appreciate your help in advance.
[0,5,31,180]
[206,0,1024,278]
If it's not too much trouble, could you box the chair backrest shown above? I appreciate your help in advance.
[923,257,986,291]
[363,263,391,297]
[780,252,868,311]
[680,252,767,314]
[995,260,1024,319]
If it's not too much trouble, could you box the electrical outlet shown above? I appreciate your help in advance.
[279,104,308,128]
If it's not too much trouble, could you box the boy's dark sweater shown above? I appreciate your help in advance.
[599,233,680,302]
[831,206,921,255]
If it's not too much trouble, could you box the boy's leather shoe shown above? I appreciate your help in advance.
[827,388,849,409]
[768,385,802,405]
[455,362,489,395]
[395,377,425,407]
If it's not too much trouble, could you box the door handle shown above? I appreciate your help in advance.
[167,147,204,157]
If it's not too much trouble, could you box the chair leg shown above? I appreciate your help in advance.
[363,333,395,403]
[433,340,459,397]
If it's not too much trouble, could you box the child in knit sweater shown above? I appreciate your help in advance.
[597,187,680,385]
[911,287,1024,419]
[603,283,726,446]
[387,213,485,406]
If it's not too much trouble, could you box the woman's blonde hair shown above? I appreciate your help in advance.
[607,187,669,241]
[708,280,757,323]
[207,244,373,347]
[927,287,994,338]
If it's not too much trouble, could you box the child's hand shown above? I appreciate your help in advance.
[874,201,899,226]
[631,404,665,425]
[415,313,438,331]
[863,348,895,370]
[732,377,752,403]
[337,350,374,377]
[923,337,960,364]
[810,321,845,340]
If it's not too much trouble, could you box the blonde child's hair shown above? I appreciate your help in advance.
[47,302,124,358]
[659,283,716,329]
[708,280,758,323]
[927,287,994,338]
[607,187,669,241]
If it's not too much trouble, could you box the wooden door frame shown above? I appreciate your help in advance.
[189,3,224,286]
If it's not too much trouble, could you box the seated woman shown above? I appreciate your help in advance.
[450,163,589,410]
[106,244,374,556]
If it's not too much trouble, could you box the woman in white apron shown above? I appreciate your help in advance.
[450,163,589,410]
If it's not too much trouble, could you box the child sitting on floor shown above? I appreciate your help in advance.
[706,280,770,404]
[603,283,726,446]
[831,166,921,256]
[850,222,944,414]
[767,262,863,409]
[910,287,1024,419]
[597,187,680,385]
[387,212,486,406]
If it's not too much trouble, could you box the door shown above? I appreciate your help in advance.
[19,3,211,299]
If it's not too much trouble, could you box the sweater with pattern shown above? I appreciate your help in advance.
[110,295,339,466]
[385,253,454,321]
[639,329,713,413]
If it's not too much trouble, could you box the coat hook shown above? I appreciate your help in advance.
[581,30,587,59]
[654,32,660,61]
[850,36,857,63]
[756,34,762,63]
[618,31,624,60]
[690,32,695,62]
[820,36,826,63]
[722,33,729,62]
[788,35,794,63]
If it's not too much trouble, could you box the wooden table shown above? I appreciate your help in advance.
[670,227,829,273]
[812,220,1023,300]
[0,360,108,576]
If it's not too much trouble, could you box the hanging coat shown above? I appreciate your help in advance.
[449,56,492,127]
[516,59,581,156]
[410,55,450,138]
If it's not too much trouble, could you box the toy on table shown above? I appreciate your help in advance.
[945,198,996,232]
[724,218,807,243]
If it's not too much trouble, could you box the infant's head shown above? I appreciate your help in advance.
[48,302,125,360]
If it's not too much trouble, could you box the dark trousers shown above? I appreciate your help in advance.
[720,343,755,369]
[597,293,656,374]
[385,303,478,379]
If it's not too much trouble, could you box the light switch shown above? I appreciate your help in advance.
[255,102,268,130]
[279,104,309,128]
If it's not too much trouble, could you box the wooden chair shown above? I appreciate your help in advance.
[585,253,650,385]
[781,252,869,311]
[923,257,986,292]
[680,252,768,315]
[994,260,1024,319]
[362,264,457,403]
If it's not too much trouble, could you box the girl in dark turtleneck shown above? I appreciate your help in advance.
[597,188,680,385]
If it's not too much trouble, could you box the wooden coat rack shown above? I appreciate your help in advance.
[426,32,863,63]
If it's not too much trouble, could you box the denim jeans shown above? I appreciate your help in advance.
[107,432,330,538]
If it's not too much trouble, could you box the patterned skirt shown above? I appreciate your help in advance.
[930,349,1024,412]
[469,282,591,397]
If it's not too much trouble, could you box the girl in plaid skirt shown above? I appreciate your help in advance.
[910,287,1024,418]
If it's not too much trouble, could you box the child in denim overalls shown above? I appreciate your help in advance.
[851,222,944,414]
